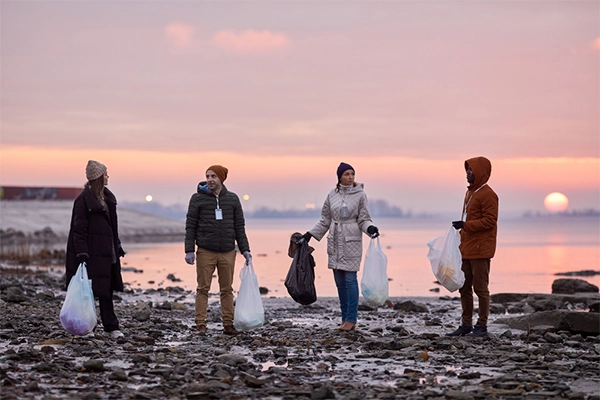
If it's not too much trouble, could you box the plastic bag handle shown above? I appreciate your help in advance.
[370,236,382,251]
[78,262,88,281]
[239,258,255,279]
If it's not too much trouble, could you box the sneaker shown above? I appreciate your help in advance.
[446,323,473,336]
[223,325,241,336]
[83,331,95,338]
[465,323,487,337]
[109,330,124,338]
[196,325,207,336]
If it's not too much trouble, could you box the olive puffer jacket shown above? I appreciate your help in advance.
[309,183,374,272]
[184,183,250,254]
[65,186,124,298]
[459,157,499,259]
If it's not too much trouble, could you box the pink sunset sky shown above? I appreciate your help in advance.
[1,1,598,215]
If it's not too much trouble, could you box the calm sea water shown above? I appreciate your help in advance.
[121,217,600,298]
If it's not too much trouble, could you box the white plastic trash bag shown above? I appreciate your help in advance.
[361,237,389,307]
[234,259,265,331]
[60,262,97,335]
[427,227,465,292]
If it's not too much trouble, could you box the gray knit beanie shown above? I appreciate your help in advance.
[86,160,107,181]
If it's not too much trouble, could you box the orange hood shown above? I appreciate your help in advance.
[465,156,492,191]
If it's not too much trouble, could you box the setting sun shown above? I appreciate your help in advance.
[544,192,569,212]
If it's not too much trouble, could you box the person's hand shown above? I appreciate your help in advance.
[185,252,195,265]
[243,251,252,264]
[77,253,89,264]
[118,246,126,258]
[452,221,464,230]
[367,225,379,238]
[302,232,312,243]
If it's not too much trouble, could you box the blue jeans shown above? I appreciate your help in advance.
[333,269,358,323]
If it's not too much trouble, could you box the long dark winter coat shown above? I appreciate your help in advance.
[184,184,250,254]
[65,186,124,298]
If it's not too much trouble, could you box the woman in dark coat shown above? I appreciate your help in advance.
[65,160,125,338]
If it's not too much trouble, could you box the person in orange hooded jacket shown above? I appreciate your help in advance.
[447,156,498,337]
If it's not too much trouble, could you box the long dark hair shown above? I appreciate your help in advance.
[88,176,106,208]
[335,181,357,192]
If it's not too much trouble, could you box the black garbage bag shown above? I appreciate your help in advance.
[285,233,317,305]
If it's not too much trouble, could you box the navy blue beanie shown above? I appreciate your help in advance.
[336,162,354,180]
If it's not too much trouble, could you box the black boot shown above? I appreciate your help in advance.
[465,323,487,337]
[446,323,473,336]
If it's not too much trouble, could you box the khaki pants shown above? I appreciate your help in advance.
[459,258,490,326]
[195,248,236,327]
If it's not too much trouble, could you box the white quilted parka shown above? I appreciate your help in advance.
[309,183,374,271]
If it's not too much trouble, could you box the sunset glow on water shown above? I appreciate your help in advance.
[121,217,600,298]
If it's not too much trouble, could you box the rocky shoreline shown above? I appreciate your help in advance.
[1,270,599,400]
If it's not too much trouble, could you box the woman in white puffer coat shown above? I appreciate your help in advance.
[303,162,379,331]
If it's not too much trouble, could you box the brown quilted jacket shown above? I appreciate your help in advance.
[459,157,499,259]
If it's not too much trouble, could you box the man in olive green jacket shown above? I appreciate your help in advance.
[447,156,498,338]
[184,165,251,336]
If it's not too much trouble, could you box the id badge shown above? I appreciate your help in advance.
[215,209,223,220]
[341,206,349,219]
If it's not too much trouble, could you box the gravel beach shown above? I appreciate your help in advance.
[1,268,599,400]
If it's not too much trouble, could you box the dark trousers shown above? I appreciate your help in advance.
[459,259,491,326]
[98,292,119,332]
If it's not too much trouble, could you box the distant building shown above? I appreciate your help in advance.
[0,186,82,200]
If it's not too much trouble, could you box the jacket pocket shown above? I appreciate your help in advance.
[341,224,362,258]
[344,235,362,260]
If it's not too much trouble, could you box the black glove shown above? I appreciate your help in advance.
[77,253,89,264]
[302,232,312,243]
[367,225,379,238]
[452,221,464,230]
[118,246,126,258]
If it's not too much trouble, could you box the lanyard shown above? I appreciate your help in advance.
[462,183,487,221]
[339,186,353,219]
[214,195,223,220]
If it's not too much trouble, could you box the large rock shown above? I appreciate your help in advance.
[552,279,599,294]
[494,310,600,335]
[523,293,599,309]
[83,359,105,372]
[132,301,152,322]
[3,287,28,303]
[491,293,600,312]
[555,270,600,277]
[490,293,529,303]
[393,300,429,313]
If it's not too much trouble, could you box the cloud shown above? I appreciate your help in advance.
[212,29,290,55]
[165,22,195,48]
